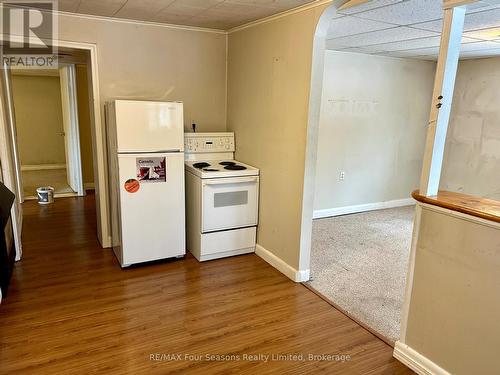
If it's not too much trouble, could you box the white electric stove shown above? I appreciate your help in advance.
[185,133,259,261]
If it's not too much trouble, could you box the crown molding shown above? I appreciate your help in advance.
[228,0,334,34]
[3,4,226,35]
[2,0,360,36]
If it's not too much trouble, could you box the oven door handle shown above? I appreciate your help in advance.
[202,176,259,186]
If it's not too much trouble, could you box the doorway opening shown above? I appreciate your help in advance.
[11,62,92,200]
[302,0,500,346]
[302,0,440,346]
[0,40,110,269]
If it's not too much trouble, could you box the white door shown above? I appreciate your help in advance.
[117,152,185,265]
[202,176,259,233]
[114,100,184,153]
[59,65,84,196]
[1,64,23,203]
[0,63,23,260]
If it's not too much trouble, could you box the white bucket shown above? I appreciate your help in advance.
[36,186,55,204]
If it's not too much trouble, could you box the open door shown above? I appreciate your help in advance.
[59,64,84,196]
[1,64,23,203]
[0,63,23,261]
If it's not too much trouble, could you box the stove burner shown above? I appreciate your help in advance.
[219,161,236,166]
[193,162,210,169]
[224,165,247,171]
[203,168,219,172]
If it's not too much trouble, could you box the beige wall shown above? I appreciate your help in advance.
[55,14,227,132]
[227,5,328,270]
[314,51,435,211]
[75,65,94,184]
[403,205,500,374]
[5,12,228,247]
[11,74,66,166]
[441,57,500,201]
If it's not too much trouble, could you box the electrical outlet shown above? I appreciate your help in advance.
[339,171,345,181]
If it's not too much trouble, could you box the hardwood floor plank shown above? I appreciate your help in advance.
[0,195,413,374]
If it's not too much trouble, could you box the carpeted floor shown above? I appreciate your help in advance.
[307,205,415,344]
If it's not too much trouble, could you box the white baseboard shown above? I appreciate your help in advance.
[313,198,415,219]
[393,341,451,375]
[255,244,310,282]
[21,164,66,171]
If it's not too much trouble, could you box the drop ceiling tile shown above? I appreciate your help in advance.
[153,12,194,25]
[412,6,500,34]
[368,36,479,52]
[463,27,500,40]
[410,19,442,32]
[325,40,352,50]
[380,50,420,58]
[463,8,500,31]
[337,46,383,54]
[159,2,209,17]
[352,0,443,26]
[327,16,395,39]
[383,52,436,61]
[77,0,128,17]
[327,26,439,48]
[115,0,176,20]
[460,48,500,58]
[409,55,437,61]
[214,1,272,13]
[187,13,245,29]
[466,0,500,11]
[339,0,404,15]
[391,46,440,56]
[460,40,500,52]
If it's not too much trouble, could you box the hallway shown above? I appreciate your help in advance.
[0,195,412,374]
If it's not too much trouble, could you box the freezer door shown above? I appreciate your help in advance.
[117,152,185,265]
[114,100,184,153]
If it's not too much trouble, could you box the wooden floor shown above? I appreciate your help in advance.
[0,195,413,374]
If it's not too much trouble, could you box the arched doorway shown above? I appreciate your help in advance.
[300,0,444,344]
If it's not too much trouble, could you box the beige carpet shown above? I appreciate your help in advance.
[307,206,415,343]
[22,168,75,199]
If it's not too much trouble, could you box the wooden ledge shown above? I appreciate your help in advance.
[412,190,500,224]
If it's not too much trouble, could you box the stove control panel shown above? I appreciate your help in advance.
[185,132,235,153]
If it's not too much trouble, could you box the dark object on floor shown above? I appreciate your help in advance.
[0,182,15,297]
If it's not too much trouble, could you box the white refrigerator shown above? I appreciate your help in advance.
[106,100,185,267]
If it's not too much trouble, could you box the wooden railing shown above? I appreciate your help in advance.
[412,190,500,224]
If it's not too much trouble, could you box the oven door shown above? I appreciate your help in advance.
[202,176,259,233]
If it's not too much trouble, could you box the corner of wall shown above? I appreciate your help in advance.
[255,244,310,282]
[393,341,451,375]
[224,31,229,132]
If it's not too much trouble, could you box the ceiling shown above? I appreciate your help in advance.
[327,0,500,60]
[53,0,315,30]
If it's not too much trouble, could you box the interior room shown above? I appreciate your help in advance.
[0,1,498,374]
[305,0,500,349]
[10,53,94,200]
[308,51,434,344]
[13,70,73,197]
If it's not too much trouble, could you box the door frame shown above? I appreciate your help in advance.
[1,64,23,204]
[0,34,111,249]
[0,64,23,260]
[59,64,84,196]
